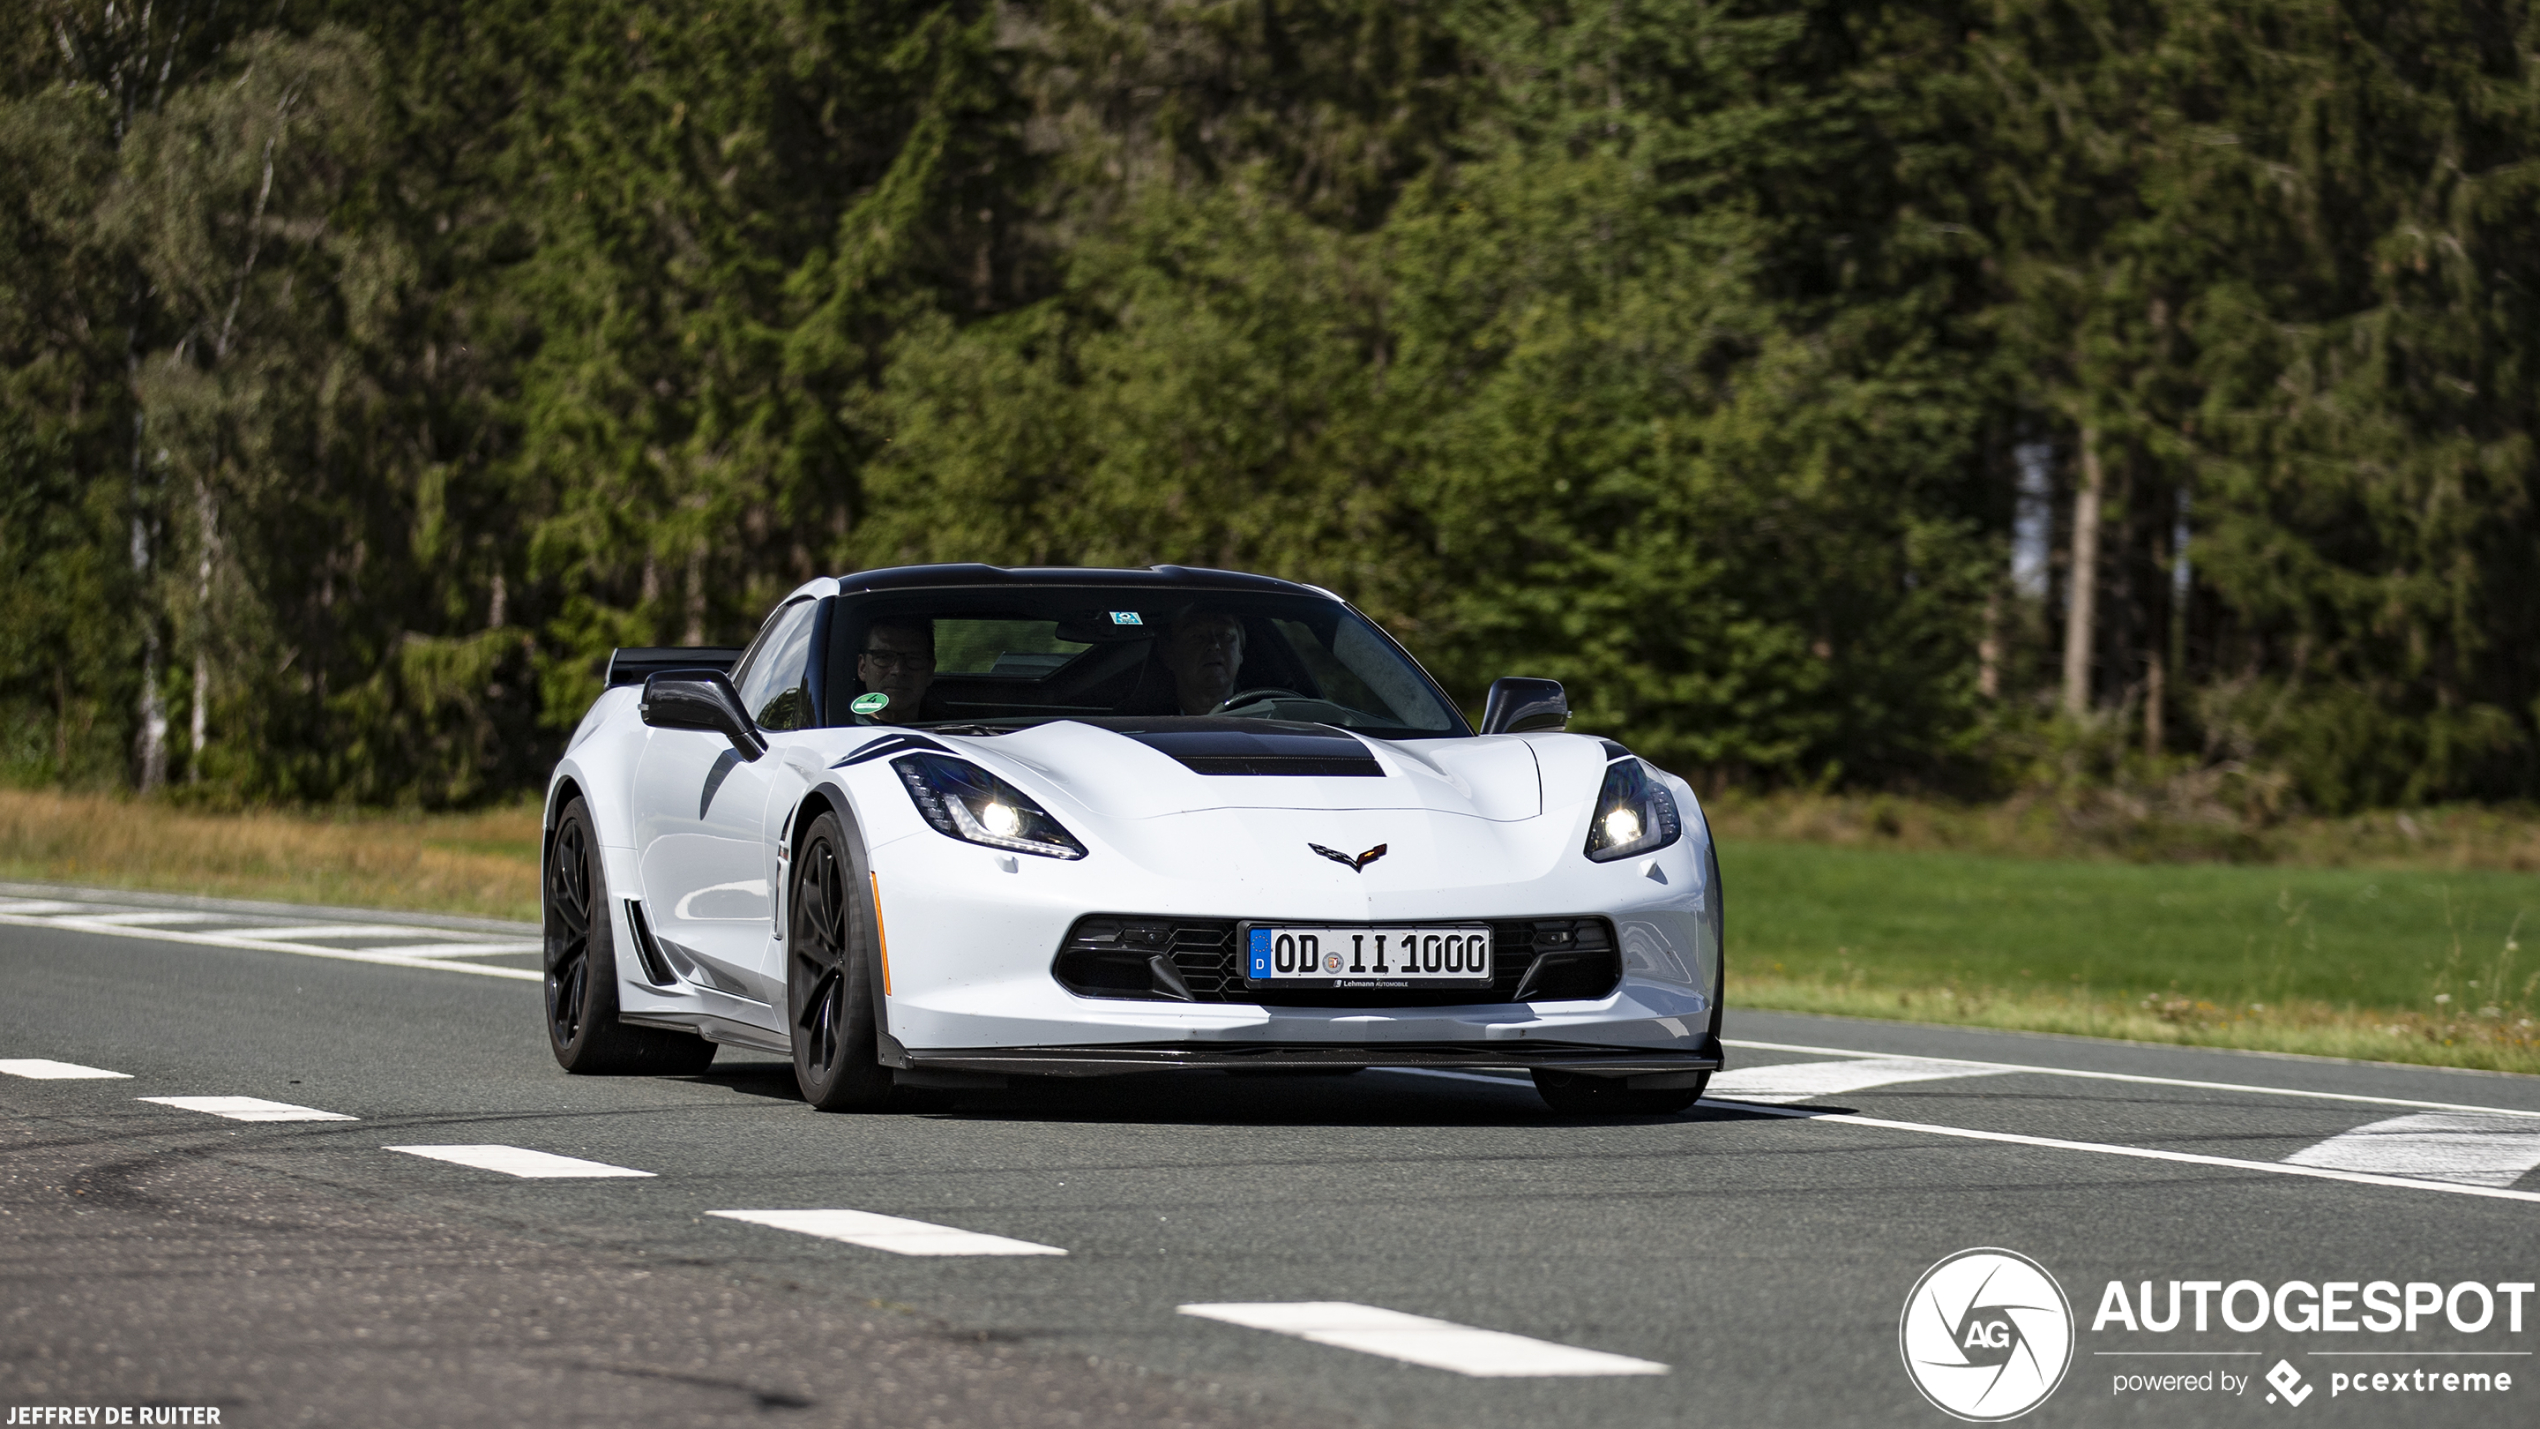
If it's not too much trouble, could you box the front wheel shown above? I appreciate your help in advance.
[1532,1069,1706,1117]
[788,811,895,1111]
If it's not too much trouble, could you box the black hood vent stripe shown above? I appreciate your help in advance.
[1074,717,1384,777]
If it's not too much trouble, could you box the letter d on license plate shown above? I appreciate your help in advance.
[1241,923,1493,989]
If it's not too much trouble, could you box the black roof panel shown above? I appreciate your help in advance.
[834,563,1326,597]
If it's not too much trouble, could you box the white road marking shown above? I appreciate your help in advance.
[1725,1037,2540,1121]
[0,1058,130,1079]
[386,1145,653,1178]
[141,1095,355,1122]
[1179,1303,1668,1377]
[0,900,90,914]
[1707,1056,2007,1103]
[71,911,220,926]
[219,923,447,942]
[708,1208,1068,1256]
[2283,1112,2540,1188]
[348,941,543,958]
[1702,1098,2540,1204]
[0,908,541,981]
[1375,1068,1530,1087]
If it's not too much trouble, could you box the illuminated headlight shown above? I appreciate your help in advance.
[891,753,1087,860]
[1583,757,1681,862]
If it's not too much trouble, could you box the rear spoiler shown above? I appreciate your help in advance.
[604,646,746,688]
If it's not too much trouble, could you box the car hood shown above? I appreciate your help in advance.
[948,718,1545,822]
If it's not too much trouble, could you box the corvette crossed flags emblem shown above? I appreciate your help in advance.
[1309,842,1388,872]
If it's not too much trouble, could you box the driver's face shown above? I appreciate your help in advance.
[1165,615,1244,715]
[856,624,934,723]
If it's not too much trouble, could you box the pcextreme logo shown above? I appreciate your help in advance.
[1901,1248,2077,1421]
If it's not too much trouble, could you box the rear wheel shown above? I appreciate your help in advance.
[789,811,895,1111]
[1532,1069,1706,1116]
[544,798,716,1075]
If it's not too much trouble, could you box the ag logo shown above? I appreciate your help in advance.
[1900,1248,2074,1421]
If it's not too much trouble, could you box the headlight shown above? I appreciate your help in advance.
[891,753,1087,860]
[1584,757,1681,862]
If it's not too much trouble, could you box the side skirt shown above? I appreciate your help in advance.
[622,1011,789,1056]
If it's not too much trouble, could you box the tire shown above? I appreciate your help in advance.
[788,810,896,1111]
[544,798,717,1075]
[1532,1068,1707,1117]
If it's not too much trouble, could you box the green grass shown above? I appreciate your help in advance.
[1723,840,2540,1071]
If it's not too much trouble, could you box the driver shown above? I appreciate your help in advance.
[1161,610,1245,715]
[854,618,937,724]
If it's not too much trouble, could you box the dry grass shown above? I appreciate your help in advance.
[1736,971,2540,1075]
[0,787,542,922]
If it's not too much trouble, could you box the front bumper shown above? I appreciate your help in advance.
[889,1035,1726,1079]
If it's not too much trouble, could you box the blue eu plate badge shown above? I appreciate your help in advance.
[1249,928,1273,978]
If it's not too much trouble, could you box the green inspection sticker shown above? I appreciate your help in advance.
[850,692,889,716]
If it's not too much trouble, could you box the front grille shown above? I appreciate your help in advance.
[1050,915,1621,1006]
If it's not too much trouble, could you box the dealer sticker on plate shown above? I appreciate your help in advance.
[1242,923,1493,989]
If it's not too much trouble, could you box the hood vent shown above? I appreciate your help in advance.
[1084,717,1383,777]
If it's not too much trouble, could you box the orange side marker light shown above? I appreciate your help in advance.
[870,870,892,996]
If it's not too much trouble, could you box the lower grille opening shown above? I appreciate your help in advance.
[1051,915,1622,1007]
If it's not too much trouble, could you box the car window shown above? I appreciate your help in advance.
[835,591,1466,737]
[933,619,1093,676]
[732,598,819,731]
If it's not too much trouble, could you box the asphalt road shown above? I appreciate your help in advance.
[4,883,2536,1428]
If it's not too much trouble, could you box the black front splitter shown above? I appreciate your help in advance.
[895,1038,1724,1079]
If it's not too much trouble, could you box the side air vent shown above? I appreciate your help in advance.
[1051,916,1621,1007]
[623,899,676,985]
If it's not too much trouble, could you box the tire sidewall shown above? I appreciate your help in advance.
[545,798,622,1065]
[789,809,890,1109]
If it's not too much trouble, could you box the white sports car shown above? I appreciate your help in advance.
[542,564,1724,1114]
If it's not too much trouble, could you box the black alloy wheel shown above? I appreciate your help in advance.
[788,810,895,1111]
[544,797,715,1075]
[1532,1068,1706,1117]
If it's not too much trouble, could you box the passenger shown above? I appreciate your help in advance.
[854,618,939,724]
[1160,610,1246,715]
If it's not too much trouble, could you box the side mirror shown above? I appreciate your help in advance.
[1480,677,1569,735]
[641,670,768,761]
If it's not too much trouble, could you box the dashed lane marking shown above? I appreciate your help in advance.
[141,1095,356,1122]
[386,1145,654,1178]
[1706,1056,2007,1103]
[1703,1098,2540,1204]
[1179,1303,1668,1377]
[708,1208,1068,1256]
[2284,1112,2540,1189]
[0,1059,130,1079]
[1725,1037,2540,1121]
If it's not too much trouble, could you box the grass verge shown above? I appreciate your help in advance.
[0,788,542,922]
[1723,839,2540,1074]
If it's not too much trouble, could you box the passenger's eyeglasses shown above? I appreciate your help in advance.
[859,650,934,672]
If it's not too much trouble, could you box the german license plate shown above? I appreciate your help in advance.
[1241,923,1493,989]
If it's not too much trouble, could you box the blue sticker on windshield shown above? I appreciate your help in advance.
[1110,611,1143,625]
[1249,927,1272,977]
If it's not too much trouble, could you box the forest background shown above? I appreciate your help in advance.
[4,0,2536,823]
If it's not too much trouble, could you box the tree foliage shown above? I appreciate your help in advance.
[2,0,2533,811]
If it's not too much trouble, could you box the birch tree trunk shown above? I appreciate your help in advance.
[2060,427,2104,718]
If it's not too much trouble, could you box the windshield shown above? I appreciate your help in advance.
[829,588,1467,738]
